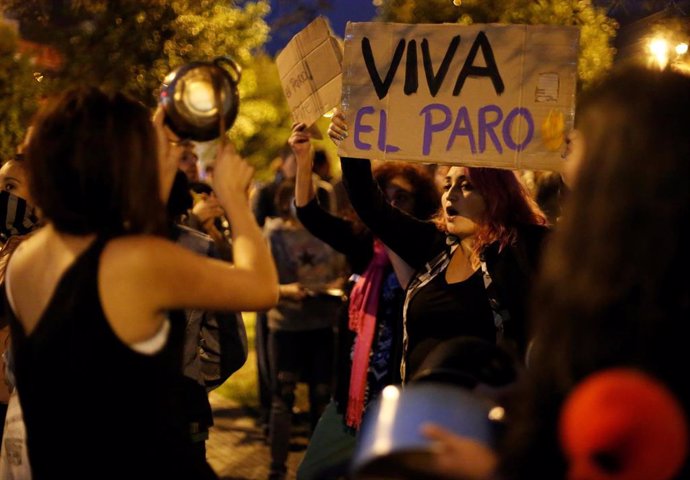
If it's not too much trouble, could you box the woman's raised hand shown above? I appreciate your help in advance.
[289,122,312,161]
[327,109,348,146]
[291,122,317,207]
[212,142,254,204]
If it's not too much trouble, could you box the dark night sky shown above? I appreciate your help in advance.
[264,0,378,55]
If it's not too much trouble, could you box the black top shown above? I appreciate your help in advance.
[4,237,217,479]
[252,175,281,227]
[341,158,447,270]
[296,197,374,274]
[405,269,494,377]
[341,157,549,368]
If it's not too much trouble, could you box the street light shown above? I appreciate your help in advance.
[649,37,670,69]
[647,35,689,71]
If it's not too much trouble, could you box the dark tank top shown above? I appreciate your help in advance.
[405,268,495,379]
[3,237,217,479]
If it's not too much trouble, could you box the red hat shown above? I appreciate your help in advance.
[560,368,688,480]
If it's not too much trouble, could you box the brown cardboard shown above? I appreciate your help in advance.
[276,17,344,127]
[338,22,579,171]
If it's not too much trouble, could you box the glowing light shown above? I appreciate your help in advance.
[488,406,505,421]
[676,43,688,55]
[649,37,669,69]
[185,81,216,114]
[453,0,462,5]
[372,386,401,454]
[382,385,400,401]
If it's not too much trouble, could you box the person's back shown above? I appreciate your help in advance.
[262,179,345,480]
[2,87,278,479]
[499,67,690,480]
[4,233,212,478]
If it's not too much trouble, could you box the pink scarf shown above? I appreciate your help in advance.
[346,240,390,429]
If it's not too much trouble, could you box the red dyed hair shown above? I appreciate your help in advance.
[466,167,547,252]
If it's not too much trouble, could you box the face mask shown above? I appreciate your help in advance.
[0,190,39,239]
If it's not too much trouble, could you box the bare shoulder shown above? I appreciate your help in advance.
[99,234,208,292]
[98,235,180,344]
[98,236,181,309]
[5,228,51,280]
[101,235,179,268]
[98,235,175,286]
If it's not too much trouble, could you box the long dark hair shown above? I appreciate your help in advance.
[500,67,690,479]
[25,87,166,236]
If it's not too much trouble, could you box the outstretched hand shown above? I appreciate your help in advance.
[327,109,348,146]
[420,423,498,480]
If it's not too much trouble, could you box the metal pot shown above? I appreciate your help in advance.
[351,383,501,479]
[159,57,241,142]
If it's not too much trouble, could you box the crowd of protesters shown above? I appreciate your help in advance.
[0,62,687,480]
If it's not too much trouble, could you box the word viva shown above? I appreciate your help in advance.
[353,105,535,155]
[362,32,505,100]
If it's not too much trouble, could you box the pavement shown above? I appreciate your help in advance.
[207,392,309,480]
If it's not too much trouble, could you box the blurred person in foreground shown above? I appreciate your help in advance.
[423,66,690,480]
[328,112,549,385]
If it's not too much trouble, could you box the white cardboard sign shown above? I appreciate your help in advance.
[276,17,344,127]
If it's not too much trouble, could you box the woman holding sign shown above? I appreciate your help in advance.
[328,110,549,383]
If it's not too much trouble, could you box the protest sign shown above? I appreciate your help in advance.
[338,22,579,171]
[276,17,343,127]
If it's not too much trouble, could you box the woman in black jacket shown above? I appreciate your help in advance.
[328,111,549,383]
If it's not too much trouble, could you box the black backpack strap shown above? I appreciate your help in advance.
[199,311,248,389]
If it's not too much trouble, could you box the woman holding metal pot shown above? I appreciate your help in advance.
[2,87,277,479]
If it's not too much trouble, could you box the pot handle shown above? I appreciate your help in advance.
[214,56,242,84]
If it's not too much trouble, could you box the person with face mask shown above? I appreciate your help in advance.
[0,156,39,244]
[0,153,40,444]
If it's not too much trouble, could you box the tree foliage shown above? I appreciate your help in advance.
[227,53,292,178]
[0,23,41,161]
[1,0,270,102]
[378,0,618,87]
[0,0,294,175]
